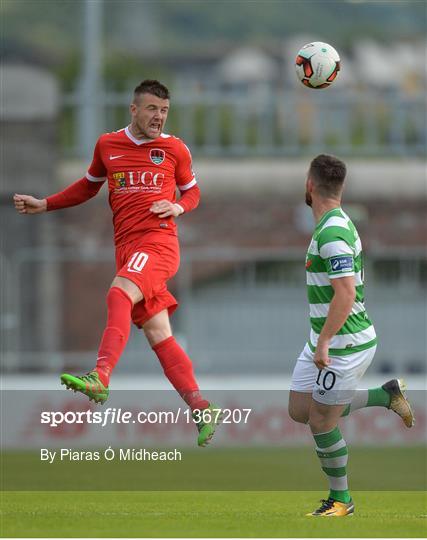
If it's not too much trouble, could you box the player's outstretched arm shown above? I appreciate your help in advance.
[14,194,47,215]
[14,177,104,215]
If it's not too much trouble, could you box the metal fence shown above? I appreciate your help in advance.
[62,87,426,158]
[1,247,426,376]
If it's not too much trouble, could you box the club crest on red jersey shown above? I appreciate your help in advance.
[150,149,165,165]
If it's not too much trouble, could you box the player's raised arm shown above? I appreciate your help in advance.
[14,138,107,216]
[13,194,47,214]
[13,175,104,215]
[48,137,107,211]
[45,176,104,211]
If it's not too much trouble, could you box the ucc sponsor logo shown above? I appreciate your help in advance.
[113,170,165,189]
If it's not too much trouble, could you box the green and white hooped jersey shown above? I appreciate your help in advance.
[306,207,377,356]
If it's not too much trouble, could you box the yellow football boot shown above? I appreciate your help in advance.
[307,498,354,517]
[382,378,415,428]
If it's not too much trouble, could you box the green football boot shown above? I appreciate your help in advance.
[60,371,109,404]
[192,403,222,447]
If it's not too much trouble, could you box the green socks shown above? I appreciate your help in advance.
[341,387,391,417]
[330,489,351,503]
[367,387,391,408]
[314,426,351,504]
[313,388,392,502]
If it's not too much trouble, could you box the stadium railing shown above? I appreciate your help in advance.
[1,247,426,375]
[61,87,426,158]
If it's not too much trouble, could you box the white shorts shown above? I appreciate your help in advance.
[290,343,377,405]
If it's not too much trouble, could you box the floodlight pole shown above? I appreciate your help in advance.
[78,0,103,158]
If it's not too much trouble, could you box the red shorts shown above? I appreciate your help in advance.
[115,235,180,328]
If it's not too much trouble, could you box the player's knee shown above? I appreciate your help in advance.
[288,405,309,424]
[144,325,172,347]
[111,276,143,304]
[308,410,335,433]
[143,310,172,347]
[288,392,310,424]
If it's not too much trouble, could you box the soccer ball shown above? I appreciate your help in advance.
[295,42,340,89]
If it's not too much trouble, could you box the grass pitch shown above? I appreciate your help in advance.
[1,490,426,537]
[1,447,426,536]
[2,447,425,491]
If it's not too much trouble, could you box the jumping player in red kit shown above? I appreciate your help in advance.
[13,80,220,447]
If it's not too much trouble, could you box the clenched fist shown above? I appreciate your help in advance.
[13,194,47,215]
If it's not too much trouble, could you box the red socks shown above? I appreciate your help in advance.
[95,287,133,386]
[153,336,209,411]
[94,288,207,410]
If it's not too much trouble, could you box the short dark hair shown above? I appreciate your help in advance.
[309,154,347,198]
[133,79,170,101]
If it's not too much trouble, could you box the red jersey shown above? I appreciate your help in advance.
[85,126,198,246]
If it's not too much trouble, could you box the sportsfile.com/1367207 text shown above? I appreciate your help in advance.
[40,407,252,428]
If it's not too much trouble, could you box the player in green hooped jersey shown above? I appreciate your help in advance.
[288,155,415,517]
